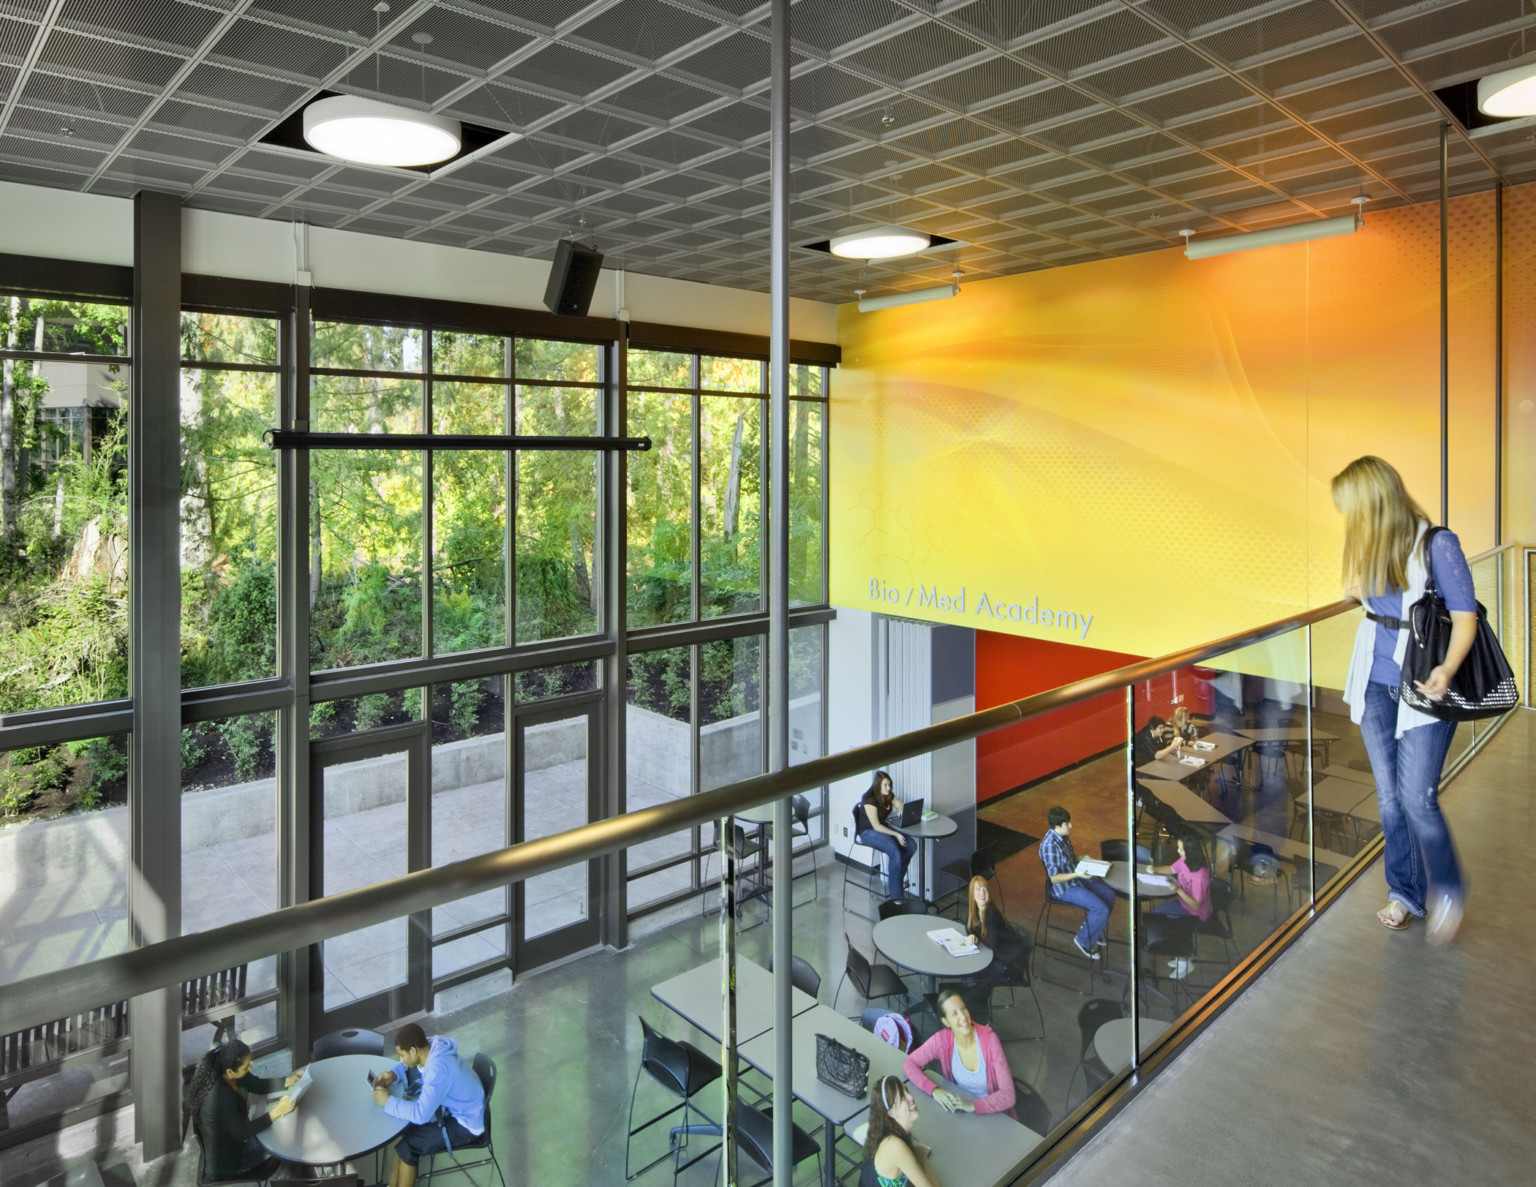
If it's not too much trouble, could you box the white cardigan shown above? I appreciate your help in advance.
[1342,522,1441,739]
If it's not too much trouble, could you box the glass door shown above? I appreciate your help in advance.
[514,704,600,967]
[309,723,430,1034]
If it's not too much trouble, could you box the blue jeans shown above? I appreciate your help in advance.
[1359,681,1461,916]
[858,830,914,900]
[1051,878,1116,948]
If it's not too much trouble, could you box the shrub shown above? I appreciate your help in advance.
[218,716,265,780]
[354,692,393,730]
[181,727,207,771]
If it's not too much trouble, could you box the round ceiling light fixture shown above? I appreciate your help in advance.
[302,95,461,167]
[829,224,931,260]
[1477,62,1536,118]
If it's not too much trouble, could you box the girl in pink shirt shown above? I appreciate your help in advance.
[1148,833,1213,979]
[901,989,1016,1119]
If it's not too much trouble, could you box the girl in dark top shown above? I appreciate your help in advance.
[857,769,913,900]
[964,876,1026,984]
[186,1040,302,1182]
[1334,456,1477,943]
[863,1073,941,1187]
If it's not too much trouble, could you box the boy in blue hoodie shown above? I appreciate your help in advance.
[369,1022,486,1187]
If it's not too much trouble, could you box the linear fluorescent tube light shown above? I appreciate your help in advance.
[303,95,461,167]
[830,224,931,260]
[856,275,960,313]
[1183,211,1360,260]
[1478,62,1536,117]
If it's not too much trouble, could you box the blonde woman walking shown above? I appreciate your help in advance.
[1333,456,1476,943]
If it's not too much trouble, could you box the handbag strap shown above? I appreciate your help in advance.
[1417,524,1445,598]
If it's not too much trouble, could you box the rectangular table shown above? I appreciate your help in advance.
[1135,731,1252,784]
[738,1003,1044,1187]
[1138,778,1234,826]
[652,956,818,1047]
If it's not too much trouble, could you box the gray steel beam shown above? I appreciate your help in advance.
[1440,121,1449,526]
[1495,182,1503,547]
[128,189,183,1162]
[600,327,629,950]
[768,0,794,1180]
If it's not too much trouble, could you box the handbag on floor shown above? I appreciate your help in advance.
[815,1033,870,1098]
[1398,528,1518,722]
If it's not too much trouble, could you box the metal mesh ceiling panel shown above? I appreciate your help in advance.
[0,0,1530,301]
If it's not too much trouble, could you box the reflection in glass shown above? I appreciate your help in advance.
[433,331,506,377]
[626,647,693,913]
[700,396,762,617]
[627,390,692,627]
[309,449,423,669]
[1,294,130,712]
[515,388,597,642]
[432,449,506,655]
[312,320,423,372]
[311,374,422,434]
[521,714,589,940]
[701,635,762,790]
[431,679,507,976]
[700,355,762,393]
[181,368,278,687]
[628,349,691,387]
[516,337,600,383]
[789,398,823,606]
[181,313,278,365]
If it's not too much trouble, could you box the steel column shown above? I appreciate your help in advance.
[1495,182,1503,547]
[128,190,183,1160]
[600,327,630,949]
[767,0,794,1180]
[1439,121,1449,526]
[277,279,314,1060]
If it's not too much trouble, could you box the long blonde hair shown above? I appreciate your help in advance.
[966,875,994,940]
[1331,456,1431,597]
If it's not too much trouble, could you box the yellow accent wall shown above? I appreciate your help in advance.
[832,186,1532,679]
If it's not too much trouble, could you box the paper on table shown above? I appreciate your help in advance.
[286,1066,314,1105]
[927,927,979,957]
[1138,872,1172,888]
[1189,740,1216,751]
[1177,755,1206,767]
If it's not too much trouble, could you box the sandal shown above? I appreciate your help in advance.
[1376,902,1411,931]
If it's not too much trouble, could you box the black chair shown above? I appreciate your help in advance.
[832,933,909,1012]
[1099,839,1133,863]
[1011,1077,1053,1136]
[310,1027,384,1060]
[1195,878,1236,972]
[1140,912,1198,1005]
[733,1102,821,1187]
[994,924,1046,1041]
[701,821,765,918]
[626,1017,722,1182]
[923,981,993,1028]
[1065,999,1124,1111]
[416,1054,506,1187]
[789,794,819,903]
[842,806,886,920]
[766,953,821,999]
[192,1128,277,1187]
[939,846,1002,918]
[877,895,928,921]
[1033,887,1097,994]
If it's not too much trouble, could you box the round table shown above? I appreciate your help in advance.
[897,812,956,903]
[872,912,992,992]
[257,1053,407,1167]
[1091,1016,1168,1065]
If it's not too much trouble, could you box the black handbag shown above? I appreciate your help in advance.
[814,1033,870,1098]
[1397,528,1518,722]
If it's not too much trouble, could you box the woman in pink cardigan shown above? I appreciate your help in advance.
[902,988,1016,1119]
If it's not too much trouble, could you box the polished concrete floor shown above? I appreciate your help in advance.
[3,710,1523,1186]
[1048,708,1536,1186]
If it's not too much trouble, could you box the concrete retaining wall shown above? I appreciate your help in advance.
[0,698,821,893]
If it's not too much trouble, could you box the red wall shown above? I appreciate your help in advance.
[975,632,1217,801]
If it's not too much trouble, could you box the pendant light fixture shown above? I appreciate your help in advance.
[829,224,930,260]
[302,95,461,166]
[1478,62,1536,117]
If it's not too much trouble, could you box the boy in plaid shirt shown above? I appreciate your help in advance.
[1039,806,1116,958]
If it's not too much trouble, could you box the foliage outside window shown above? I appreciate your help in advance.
[0,297,129,721]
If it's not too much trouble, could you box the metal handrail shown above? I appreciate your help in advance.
[0,596,1355,1031]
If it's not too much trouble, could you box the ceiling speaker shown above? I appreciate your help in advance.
[543,239,604,317]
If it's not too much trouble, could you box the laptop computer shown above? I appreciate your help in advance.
[891,799,924,828]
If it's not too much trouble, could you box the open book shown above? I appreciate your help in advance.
[1074,858,1111,878]
[286,1066,314,1105]
[926,927,979,958]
